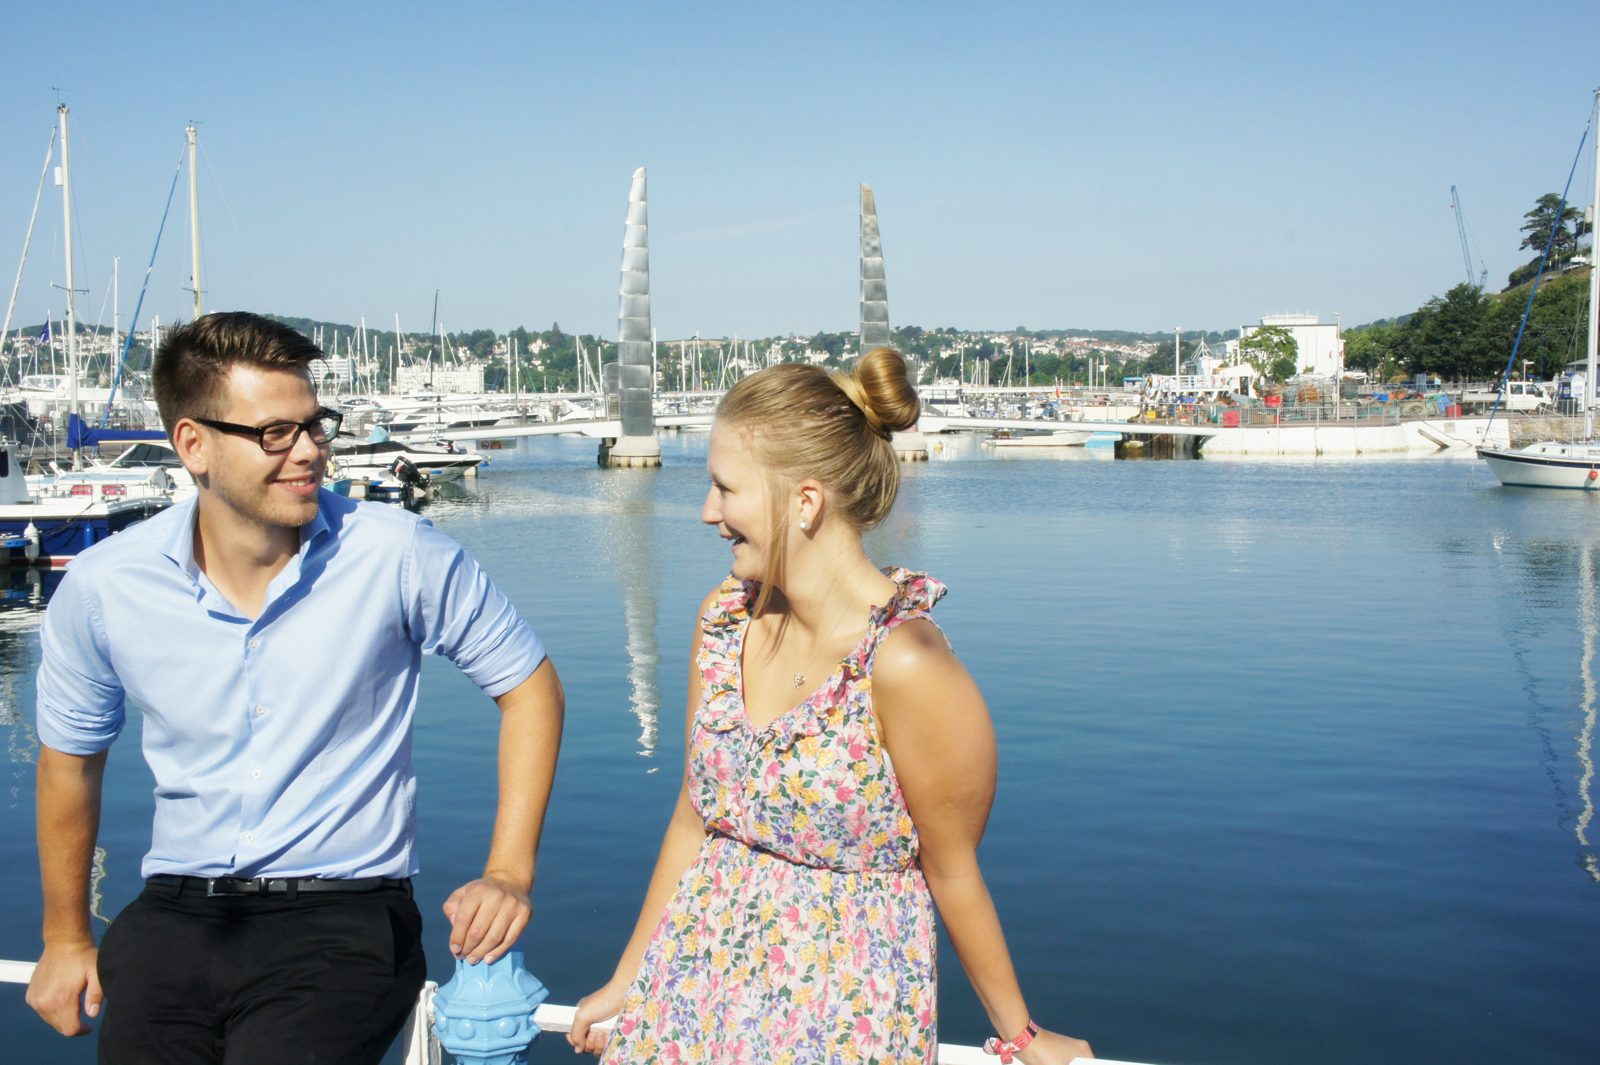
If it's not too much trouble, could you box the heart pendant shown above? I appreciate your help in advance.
[793,674,805,688]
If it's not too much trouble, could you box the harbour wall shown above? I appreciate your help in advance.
[1196,416,1508,456]
[1509,414,1587,446]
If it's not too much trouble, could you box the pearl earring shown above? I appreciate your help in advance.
[799,519,809,530]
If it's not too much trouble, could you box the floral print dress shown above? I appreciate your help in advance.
[602,568,948,1065]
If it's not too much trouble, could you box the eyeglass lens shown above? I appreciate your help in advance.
[261,414,341,452]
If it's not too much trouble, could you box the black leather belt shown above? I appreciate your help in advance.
[148,874,412,899]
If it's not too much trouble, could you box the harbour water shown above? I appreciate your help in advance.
[1,434,1597,1064]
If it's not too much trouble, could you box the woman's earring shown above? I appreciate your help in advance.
[798,519,809,530]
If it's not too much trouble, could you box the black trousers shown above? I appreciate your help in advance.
[96,882,426,1065]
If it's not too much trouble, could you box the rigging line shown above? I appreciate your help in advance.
[66,116,139,261]
[1486,100,1595,435]
[197,139,269,311]
[1,125,56,372]
[90,259,114,342]
[102,142,186,428]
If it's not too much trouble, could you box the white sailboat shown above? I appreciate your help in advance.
[1478,89,1600,489]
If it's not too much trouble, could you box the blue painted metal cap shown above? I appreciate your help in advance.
[431,950,549,1065]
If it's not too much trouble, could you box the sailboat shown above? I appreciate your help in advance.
[1478,90,1600,489]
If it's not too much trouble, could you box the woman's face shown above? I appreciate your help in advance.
[704,424,775,583]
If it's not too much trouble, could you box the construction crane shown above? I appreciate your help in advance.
[1450,186,1488,290]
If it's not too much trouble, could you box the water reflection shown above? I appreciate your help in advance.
[0,568,55,806]
[1578,546,1597,881]
[604,472,662,762]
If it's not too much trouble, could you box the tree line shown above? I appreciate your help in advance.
[1341,191,1592,384]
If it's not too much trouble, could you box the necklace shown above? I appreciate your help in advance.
[792,594,858,688]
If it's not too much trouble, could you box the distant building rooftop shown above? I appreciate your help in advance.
[1260,313,1320,326]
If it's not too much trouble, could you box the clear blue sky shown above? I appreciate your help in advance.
[2,1,1595,341]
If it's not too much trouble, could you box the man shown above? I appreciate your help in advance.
[26,312,563,1062]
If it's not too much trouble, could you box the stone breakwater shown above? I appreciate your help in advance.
[1510,414,1589,447]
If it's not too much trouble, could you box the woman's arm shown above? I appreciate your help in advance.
[568,590,717,1055]
[874,619,1093,1065]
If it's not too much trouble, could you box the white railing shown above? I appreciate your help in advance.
[4,960,1142,1065]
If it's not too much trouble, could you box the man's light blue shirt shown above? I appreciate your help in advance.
[35,490,545,880]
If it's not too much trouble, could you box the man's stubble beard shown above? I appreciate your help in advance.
[206,459,322,531]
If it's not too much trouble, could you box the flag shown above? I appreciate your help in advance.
[37,321,50,343]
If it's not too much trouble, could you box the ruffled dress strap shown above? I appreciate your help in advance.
[695,576,753,734]
[859,568,949,674]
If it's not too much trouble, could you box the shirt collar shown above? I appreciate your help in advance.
[159,492,333,605]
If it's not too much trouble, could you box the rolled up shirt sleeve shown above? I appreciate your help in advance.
[406,518,545,697]
[36,572,127,755]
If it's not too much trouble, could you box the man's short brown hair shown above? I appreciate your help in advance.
[152,313,322,435]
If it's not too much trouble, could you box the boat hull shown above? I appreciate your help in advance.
[1477,445,1600,489]
[0,499,169,565]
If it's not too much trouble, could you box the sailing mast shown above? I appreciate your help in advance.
[187,125,201,319]
[60,104,79,449]
[1587,88,1599,443]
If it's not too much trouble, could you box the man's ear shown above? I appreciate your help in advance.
[170,420,209,478]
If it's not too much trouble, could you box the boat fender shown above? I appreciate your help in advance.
[1590,469,1598,484]
[23,522,39,562]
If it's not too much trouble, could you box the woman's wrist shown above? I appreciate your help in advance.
[984,1019,1039,1063]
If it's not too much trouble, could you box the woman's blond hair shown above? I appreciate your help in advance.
[716,346,920,618]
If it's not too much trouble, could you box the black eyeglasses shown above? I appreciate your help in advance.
[194,409,344,453]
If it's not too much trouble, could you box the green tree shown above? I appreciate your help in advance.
[1342,323,1398,376]
[810,332,848,360]
[1472,267,1591,381]
[1396,283,1489,381]
[1520,193,1582,260]
[1237,326,1299,382]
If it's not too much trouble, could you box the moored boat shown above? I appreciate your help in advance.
[0,442,170,566]
[1477,442,1600,489]
[1479,89,1600,488]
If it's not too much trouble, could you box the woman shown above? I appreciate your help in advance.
[570,349,1093,1065]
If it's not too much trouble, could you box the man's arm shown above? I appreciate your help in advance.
[442,657,564,963]
[27,745,107,1037]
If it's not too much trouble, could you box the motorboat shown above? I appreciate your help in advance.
[331,438,486,480]
[91,441,197,502]
[983,429,1095,447]
[0,442,171,566]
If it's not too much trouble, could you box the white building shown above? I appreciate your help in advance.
[311,357,354,391]
[395,363,486,394]
[1226,313,1344,377]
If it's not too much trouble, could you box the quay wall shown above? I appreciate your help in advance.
[1199,417,1508,456]
[1510,414,1586,446]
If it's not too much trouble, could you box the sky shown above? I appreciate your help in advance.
[1,1,1596,341]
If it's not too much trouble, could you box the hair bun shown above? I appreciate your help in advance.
[840,347,919,435]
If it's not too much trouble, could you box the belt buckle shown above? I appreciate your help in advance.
[205,878,224,897]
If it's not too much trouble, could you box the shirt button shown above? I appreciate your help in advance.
[248,639,259,649]
[251,770,261,779]
[243,833,254,842]
[255,705,266,715]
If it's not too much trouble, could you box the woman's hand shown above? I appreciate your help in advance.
[1017,1028,1094,1065]
[567,981,627,1056]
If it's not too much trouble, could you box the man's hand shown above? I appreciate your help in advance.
[26,940,101,1036]
[442,875,531,964]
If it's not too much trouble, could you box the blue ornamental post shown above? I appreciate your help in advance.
[431,951,549,1065]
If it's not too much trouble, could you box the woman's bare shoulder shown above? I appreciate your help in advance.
[873,617,964,692]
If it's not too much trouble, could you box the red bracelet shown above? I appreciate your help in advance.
[983,1020,1039,1063]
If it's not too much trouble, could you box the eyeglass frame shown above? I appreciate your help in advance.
[192,408,344,454]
